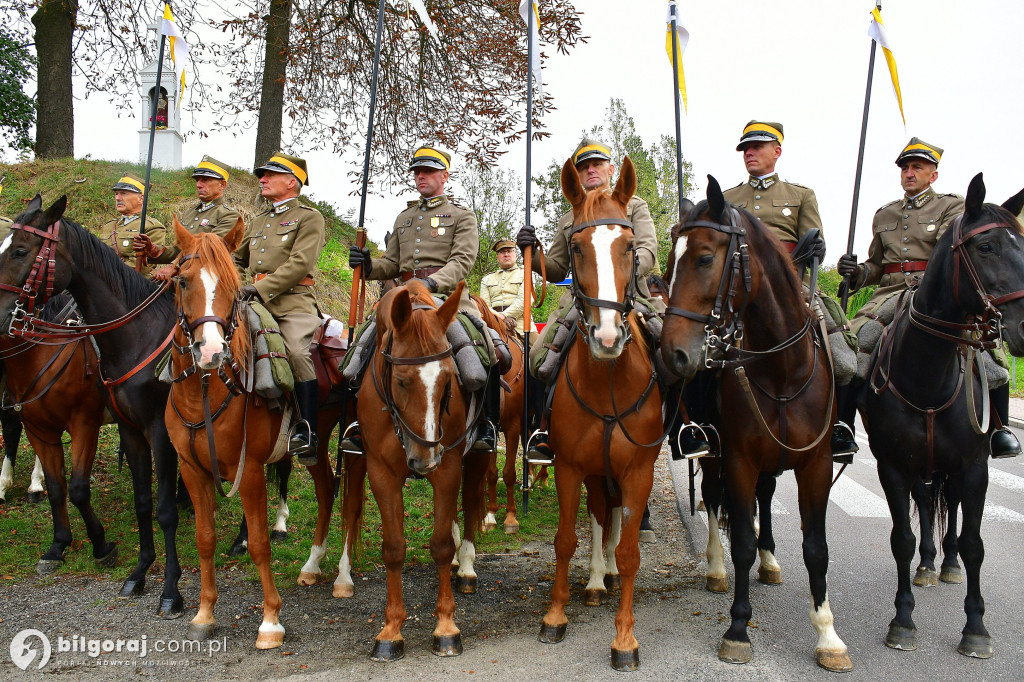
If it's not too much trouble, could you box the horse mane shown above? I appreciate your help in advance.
[988,204,1024,236]
[182,232,250,364]
[470,292,513,344]
[577,187,627,228]
[390,280,445,352]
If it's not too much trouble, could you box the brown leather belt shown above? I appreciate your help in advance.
[254,273,315,286]
[884,260,928,275]
[492,305,508,312]
[400,266,442,282]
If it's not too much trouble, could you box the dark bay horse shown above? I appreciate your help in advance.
[0,411,42,503]
[661,178,851,671]
[166,219,337,648]
[861,174,1024,657]
[0,196,183,617]
[538,157,665,671]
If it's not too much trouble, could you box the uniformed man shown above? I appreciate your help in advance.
[349,144,500,452]
[838,138,1020,458]
[234,153,326,466]
[134,155,241,279]
[479,239,534,334]
[515,138,661,462]
[97,173,166,277]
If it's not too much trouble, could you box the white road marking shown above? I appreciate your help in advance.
[828,473,891,518]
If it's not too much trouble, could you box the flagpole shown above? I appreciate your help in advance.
[669,0,685,223]
[520,1,536,515]
[137,28,167,273]
[841,1,881,312]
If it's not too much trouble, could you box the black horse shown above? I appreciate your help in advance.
[0,196,184,618]
[861,174,1024,657]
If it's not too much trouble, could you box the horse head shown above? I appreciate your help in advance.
[561,155,640,359]
[0,195,73,331]
[376,280,462,475]
[173,216,247,370]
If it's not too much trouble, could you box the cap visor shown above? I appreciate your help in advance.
[192,169,224,179]
[409,159,448,171]
[574,151,611,166]
[112,183,142,193]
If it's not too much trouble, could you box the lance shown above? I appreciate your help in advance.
[841,0,882,312]
[137,18,169,274]
[668,0,686,224]
[520,0,537,515]
[337,0,387,497]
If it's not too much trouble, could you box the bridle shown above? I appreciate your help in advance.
[567,218,639,344]
[0,219,62,328]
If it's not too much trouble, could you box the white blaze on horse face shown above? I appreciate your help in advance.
[669,234,689,295]
[0,234,12,255]
[417,360,444,443]
[591,225,627,348]
[197,267,226,367]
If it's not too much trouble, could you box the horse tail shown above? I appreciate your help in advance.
[932,473,948,544]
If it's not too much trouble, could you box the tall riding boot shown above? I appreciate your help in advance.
[990,383,1020,458]
[831,381,860,464]
[527,378,554,463]
[289,380,320,466]
[472,365,501,452]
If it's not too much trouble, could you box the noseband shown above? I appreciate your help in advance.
[0,220,62,325]
[174,252,241,351]
[568,218,639,342]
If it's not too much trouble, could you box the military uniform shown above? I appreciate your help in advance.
[480,262,534,333]
[723,174,822,247]
[97,214,166,277]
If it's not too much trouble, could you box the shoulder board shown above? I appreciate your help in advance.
[874,199,900,213]
[406,200,418,209]
[784,181,811,190]
[939,193,963,200]
[723,182,745,193]
[448,200,467,210]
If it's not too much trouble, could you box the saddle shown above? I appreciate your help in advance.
[310,316,349,403]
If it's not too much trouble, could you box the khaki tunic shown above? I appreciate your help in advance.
[0,216,11,241]
[723,174,823,246]
[96,214,166,277]
[849,188,964,333]
[154,196,241,263]
[233,197,325,382]
[480,264,535,333]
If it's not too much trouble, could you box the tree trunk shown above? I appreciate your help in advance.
[32,0,77,159]
[254,0,291,168]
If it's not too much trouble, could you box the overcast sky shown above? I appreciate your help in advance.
[57,1,1024,262]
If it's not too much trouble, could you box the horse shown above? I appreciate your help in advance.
[536,157,665,672]
[661,177,851,671]
[859,174,1024,657]
[0,410,44,504]
[0,196,184,617]
[352,279,489,660]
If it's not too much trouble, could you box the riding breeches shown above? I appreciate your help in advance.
[277,312,321,382]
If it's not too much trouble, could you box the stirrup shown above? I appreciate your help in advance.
[676,423,715,459]
[831,421,858,464]
[288,418,318,465]
[471,419,497,452]
[525,429,554,466]
[990,427,1021,459]
[340,421,363,456]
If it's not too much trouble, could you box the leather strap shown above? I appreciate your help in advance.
[884,260,928,274]
[400,267,442,282]
[254,273,314,287]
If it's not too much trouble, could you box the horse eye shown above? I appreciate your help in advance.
[697,254,714,267]
[175,276,187,289]
[978,242,994,253]
[12,248,27,260]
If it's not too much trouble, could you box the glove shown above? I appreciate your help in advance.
[132,233,165,259]
[421,277,438,293]
[348,245,372,276]
[516,225,540,252]
[811,236,826,261]
[837,254,860,278]
[152,265,178,282]
[239,284,261,301]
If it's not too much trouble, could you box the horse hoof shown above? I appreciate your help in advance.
[885,625,917,651]
[611,646,640,671]
[26,491,45,504]
[638,529,657,544]
[816,648,853,672]
[35,558,64,576]
[228,542,248,557]
[297,571,319,586]
[940,566,963,584]
[958,633,993,658]
[187,622,215,641]
[255,629,284,650]
[696,499,706,511]
[604,574,621,593]
[370,638,405,662]
[705,575,729,593]
[95,544,119,569]
[270,530,288,542]
[333,582,354,598]
[913,566,938,587]
[503,521,519,535]
[119,578,145,597]
[757,566,783,585]
[456,575,477,594]
[538,622,566,644]
[718,638,752,664]
[584,589,606,607]
[480,521,496,533]
[432,633,463,657]
[158,596,185,619]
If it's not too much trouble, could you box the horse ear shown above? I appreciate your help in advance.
[26,194,43,213]
[41,195,67,225]
[672,198,696,240]
[222,216,245,253]
[1001,185,1024,218]
[561,158,586,209]
[707,175,725,221]
[964,172,985,220]
[391,287,414,332]
[437,281,463,330]
[611,156,638,208]
[173,215,195,253]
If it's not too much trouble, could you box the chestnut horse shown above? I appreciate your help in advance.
[661,177,851,671]
[860,175,1024,657]
[537,157,665,671]
[355,280,489,660]
[166,219,336,648]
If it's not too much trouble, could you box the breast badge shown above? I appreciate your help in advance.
[927,224,936,232]
[782,208,792,217]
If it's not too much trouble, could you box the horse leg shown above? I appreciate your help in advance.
[367,459,408,660]
[795,460,852,672]
[702,462,728,593]
[911,477,939,587]
[430,455,465,656]
[66,419,118,568]
[118,427,155,598]
[457,453,488,594]
[939,485,963,584]
[237,466,285,650]
[27,455,46,503]
[334,452,366,598]
[718,465,758,665]
[181,460,219,642]
[481,451,498,533]
[228,515,249,557]
[150,424,184,619]
[955,461,991,658]
[32,437,72,574]
[583,479,609,606]
[877,459,918,651]
[270,458,292,542]
[0,451,13,504]
[540,464,584,644]
[501,437,520,534]
[608,467,655,671]
[755,472,782,585]
[0,409,22,504]
[297,453,336,586]
[603,506,623,594]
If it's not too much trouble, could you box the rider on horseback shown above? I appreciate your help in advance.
[837,138,1021,458]
[348,144,501,453]
[97,173,166,278]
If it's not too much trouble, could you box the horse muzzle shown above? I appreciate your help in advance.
[406,447,442,476]
[193,337,227,370]
[586,320,627,360]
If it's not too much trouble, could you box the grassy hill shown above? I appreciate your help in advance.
[0,158,379,317]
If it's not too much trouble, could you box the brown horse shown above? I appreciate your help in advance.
[661,177,850,671]
[537,157,665,671]
[355,279,489,660]
[166,219,336,649]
